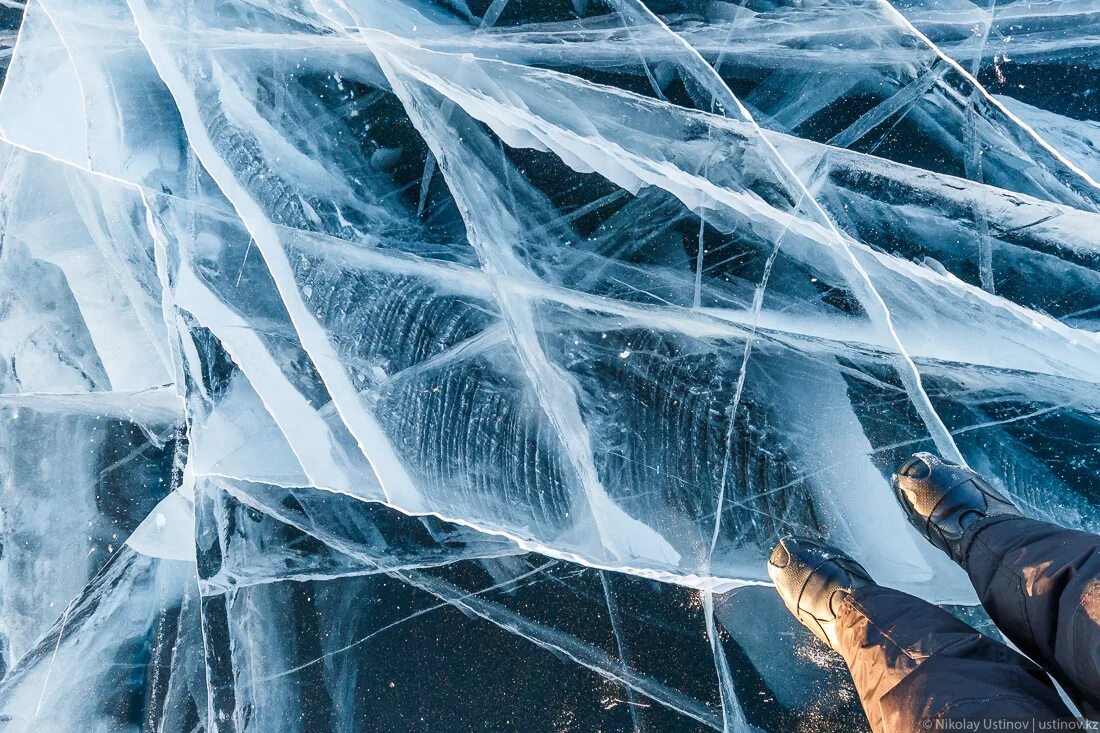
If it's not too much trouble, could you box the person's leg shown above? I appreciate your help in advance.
[893,453,1100,717]
[961,515,1100,718]
[768,537,1071,733]
[837,584,1071,732]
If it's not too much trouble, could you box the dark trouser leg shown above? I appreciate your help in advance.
[961,514,1100,718]
[835,585,1070,733]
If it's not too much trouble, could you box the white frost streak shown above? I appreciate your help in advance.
[369,36,968,461]
[374,44,682,567]
[125,0,424,511]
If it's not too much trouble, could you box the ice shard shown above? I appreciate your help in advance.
[0,0,1095,730]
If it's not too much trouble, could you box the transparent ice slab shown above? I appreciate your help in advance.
[0,0,1096,730]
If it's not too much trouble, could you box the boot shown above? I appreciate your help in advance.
[892,452,1020,564]
[768,536,874,649]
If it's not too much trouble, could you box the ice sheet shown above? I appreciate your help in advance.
[0,0,1096,730]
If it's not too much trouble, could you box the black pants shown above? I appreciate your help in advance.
[835,516,1100,732]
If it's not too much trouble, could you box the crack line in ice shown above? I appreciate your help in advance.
[373,322,509,390]
[196,468,772,592]
[393,568,724,730]
[2,129,1096,387]
[612,0,966,463]
[65,176,176,378]
[365,35,1008,466]
[827,61,946,149]
[32,597,75,720]
[725,400,1080,512]
[31,0,90,168]
[21,16,1100,246]
[709,231,784,565]
[375,43,682,566]
[600,572,648,733]
[703,591,752,733]
[876,0,1100,193]
[173,262,347,490]
[125,0,425,510]
[246,560,556,687]
[967,1,999,78]
[202,471,755,718]
[613,9,670,104]
[964,0,998,294]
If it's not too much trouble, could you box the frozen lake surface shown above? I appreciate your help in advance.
[0,0,1096,730]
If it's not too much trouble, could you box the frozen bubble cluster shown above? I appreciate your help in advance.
[0,0,1097,730]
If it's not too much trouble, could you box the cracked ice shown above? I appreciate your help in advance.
[0,0,1096,730]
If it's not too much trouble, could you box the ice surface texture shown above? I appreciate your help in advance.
[0,0,1096,730]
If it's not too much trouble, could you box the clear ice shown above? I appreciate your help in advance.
[0,0,1096,730]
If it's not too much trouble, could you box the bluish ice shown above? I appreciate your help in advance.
[0,0,1096,730]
